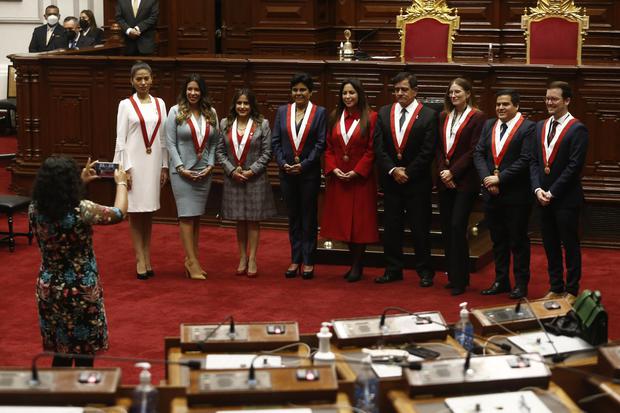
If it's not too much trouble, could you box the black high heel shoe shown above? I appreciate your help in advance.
[285,265,300,278]
[301,266,314,280]
[136,272,148,280]
[146,270,155,278]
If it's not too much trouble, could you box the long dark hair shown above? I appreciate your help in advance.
[175,73,216,126]
[80,9,98,29]
[444,77,478,113]
[32,156,83,221]
[329,78,371,138]
[224,88,264,131]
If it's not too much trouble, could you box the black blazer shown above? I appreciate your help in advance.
[115,0,159,54]
[84,27,104,44]
[72,33,96,49]
[28,24,66,53]
[374,102,438,194]
[474,116,536,205]
[530,117,589,209]
[271,103,327,178]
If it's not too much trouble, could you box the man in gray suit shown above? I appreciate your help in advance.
[115,0,159,55]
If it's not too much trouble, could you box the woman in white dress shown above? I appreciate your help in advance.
[114,61,168,280]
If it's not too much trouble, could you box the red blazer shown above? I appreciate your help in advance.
[436,109,486,192]
[321,110,379,243]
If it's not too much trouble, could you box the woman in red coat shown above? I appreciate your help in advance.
[321,78,379,282]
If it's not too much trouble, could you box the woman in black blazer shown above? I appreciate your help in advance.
[271,73,327,280]
[80,10,104,44]
[436,77,486,296]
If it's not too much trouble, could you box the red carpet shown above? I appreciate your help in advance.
[0,209,618,384]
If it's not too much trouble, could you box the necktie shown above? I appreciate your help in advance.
[399,108,407,130]
[132,0,140,17]
[547,120,558,145]
[499,123,507,141]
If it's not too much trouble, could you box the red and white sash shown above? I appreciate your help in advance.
[128,94,162,153]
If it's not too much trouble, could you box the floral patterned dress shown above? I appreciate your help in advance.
[29,200,124,354]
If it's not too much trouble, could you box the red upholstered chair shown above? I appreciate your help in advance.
[522,1,589,65]
[396,1,460,63]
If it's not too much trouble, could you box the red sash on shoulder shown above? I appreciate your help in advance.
[389,103,423,159]
[442,108,477,161]
[286,103,318,159]
[491,116,525,169]
[128,95,162,153]
[541,117,579,172]
[187,116,210,160]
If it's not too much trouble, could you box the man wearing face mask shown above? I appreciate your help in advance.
[29,5,67,52]
[63,16,94,50]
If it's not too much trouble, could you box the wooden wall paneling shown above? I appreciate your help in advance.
[221,0,252,53]
[173,0,216,55]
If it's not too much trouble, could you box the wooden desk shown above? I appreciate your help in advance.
[388,383,582,413]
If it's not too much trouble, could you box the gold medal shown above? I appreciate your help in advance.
[544,166,550,175]
[493,168,499,176]
[197,153,202,160]
[343,154,349,162]
[146,147,152,154]
[397,153,402,161]
[294,156,300,164]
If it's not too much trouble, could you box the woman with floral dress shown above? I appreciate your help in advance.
[29,156,128,367]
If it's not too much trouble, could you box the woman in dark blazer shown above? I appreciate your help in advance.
[436,77,486,295]
[79,10,104,44]
[320,78,378,282]
[272,73,327,279]
[216,88,276,277]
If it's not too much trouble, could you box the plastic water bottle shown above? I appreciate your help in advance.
[353,358,379,413]
[130,362,158,413]
[454,302,474,351]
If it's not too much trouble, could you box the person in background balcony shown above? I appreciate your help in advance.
[114,61,168,280]
[80,9,104,45]
[216,88,276,278]
[115,0,159,55]
[272,72,327,280]
[28,4,66,53]
[166,74,218,280]
[320,78,378,282]
[30,156,128,367]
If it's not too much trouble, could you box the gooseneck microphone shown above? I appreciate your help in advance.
[29,351,201,387]
[196,315,235,352]
[379,305,512,354]
[522,298,567,363]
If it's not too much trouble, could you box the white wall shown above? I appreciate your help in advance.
[0,0,104,99]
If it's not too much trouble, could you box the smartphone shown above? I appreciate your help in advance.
[94,162,118,178]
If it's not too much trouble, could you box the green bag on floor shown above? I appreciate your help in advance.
[573,289,608,346]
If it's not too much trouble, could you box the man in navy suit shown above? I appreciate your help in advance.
[373,72,437,286]
[115,0,159,55]
[28,5,66,53]
[530,81,589,303]
[474,89,535,299]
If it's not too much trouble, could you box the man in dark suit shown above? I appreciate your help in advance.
[373,72,437,286]
[28,5,66,53]
[63,17,95,50]
[530,81,589,303]
[474,89,535,299]
[115,0,159,55]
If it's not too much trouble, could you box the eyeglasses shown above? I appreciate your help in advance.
[544,97,562,103]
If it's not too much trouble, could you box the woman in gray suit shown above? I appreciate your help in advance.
[166,74,218,280]
[216,88,276,277]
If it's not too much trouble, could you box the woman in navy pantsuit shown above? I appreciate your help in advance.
[272,73,327,279]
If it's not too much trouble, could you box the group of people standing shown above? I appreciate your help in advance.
[110,63,588,303]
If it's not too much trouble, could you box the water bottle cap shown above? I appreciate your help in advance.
[135,362,152,385]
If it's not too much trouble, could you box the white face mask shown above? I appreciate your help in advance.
[46,15,59,26]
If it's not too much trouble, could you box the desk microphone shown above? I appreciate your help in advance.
[29,351,201,387]
[196,314,235,352]
[354,18,392,60]
[515,298,522,314]
[379,306,511,354]
[463,350,473,374]
[522,298,567,363]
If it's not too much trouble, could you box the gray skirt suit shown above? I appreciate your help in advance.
[216,118,276,221]
[166,105,218,217]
